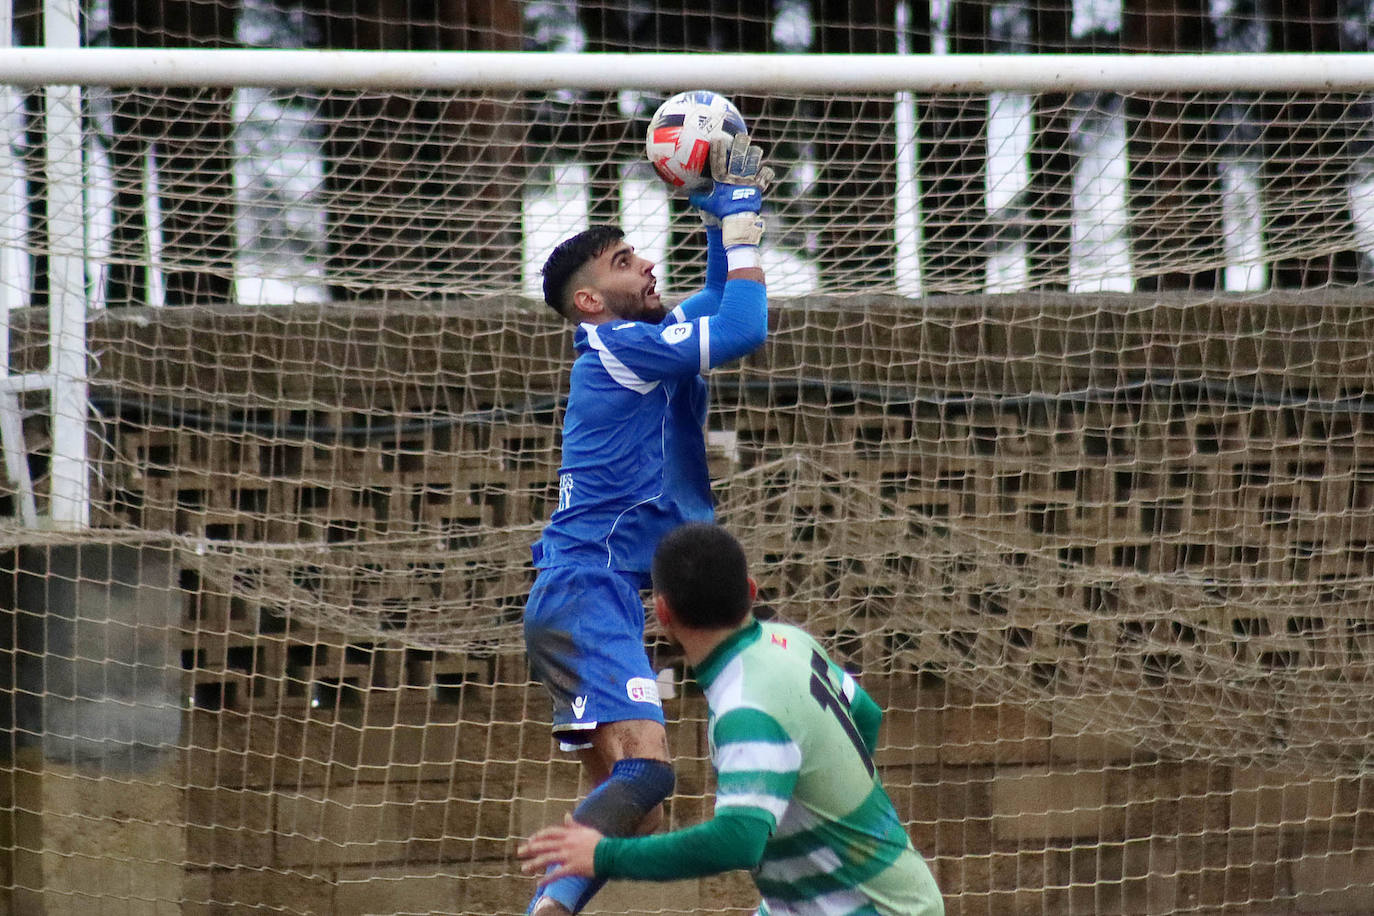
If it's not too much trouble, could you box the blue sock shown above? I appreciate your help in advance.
[533,873,600,914]
[527,758,676,914]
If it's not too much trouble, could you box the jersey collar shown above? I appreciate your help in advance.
[573,322,593,352]
[690,617,762,690]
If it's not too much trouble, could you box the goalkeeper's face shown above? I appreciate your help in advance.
[584,241,666,323]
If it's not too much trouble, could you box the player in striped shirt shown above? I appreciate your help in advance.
[520,522,945,916]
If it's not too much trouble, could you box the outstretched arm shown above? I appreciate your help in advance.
[687,132,774,366]
[519,809,771,884]
[669,223,728,323]
[673,132,773,323]
[700,272,767,368]
[689,132,773,285]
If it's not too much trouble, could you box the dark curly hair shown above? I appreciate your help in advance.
[540,225,625,318]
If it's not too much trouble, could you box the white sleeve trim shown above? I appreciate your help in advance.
[840,671,858,703]
[584,323,660,395]
[698,317,711,375]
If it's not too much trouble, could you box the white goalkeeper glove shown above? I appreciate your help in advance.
[710,130,775,194]
[690,132,775,260]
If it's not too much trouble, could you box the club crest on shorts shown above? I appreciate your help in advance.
[571,695,588,719]
[625,676,661,705]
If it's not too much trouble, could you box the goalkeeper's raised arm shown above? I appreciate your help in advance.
[691,132,774,280]
[670,130,774,325]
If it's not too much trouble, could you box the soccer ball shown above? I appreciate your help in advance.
[645,90,748,192]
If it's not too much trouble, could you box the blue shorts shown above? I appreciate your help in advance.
[523,565,664,751]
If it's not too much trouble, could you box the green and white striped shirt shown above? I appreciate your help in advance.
[695,619,944,916]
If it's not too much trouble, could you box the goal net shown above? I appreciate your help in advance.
[2,44,1374,916]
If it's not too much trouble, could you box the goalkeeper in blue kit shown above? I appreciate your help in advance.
[520,522,946,916]
[521,135,774,916]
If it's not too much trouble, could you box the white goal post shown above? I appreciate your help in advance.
[1,48,1374,91]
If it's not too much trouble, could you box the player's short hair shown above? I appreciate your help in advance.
[652,522,753,630]
[541,225,626,318]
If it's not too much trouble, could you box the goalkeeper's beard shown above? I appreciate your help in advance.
[604,288,666,324]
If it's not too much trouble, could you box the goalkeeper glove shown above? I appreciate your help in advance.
[690,132,774,255]
[708,130,775,195]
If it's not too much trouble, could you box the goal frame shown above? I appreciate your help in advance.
[1,49,1374,92]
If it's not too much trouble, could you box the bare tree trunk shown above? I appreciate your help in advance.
[1259,0,1363,288]
[20,98,51,312]
[156,86,237,305]
[1123,0,1224,292]
[576,5,661,279]
[432,0,523,294]
[311,0,388,301]
[105,93,151,309]
[916,1,989,294]
[1027,2,1074,290]
[311,0,522,300]
[808,0,898,290]
[14,0,48,311]
[106,0,238,307]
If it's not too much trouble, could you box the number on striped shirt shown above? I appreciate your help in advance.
[808,650,876,778]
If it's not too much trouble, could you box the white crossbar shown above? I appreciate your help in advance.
[0,49,1372,92]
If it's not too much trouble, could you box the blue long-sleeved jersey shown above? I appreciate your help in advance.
[533,230,767,575]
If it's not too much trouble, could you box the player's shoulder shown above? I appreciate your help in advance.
[584,319,651,343]
[585,318,698,349]
[757,620,825,656]
[727,622,815,696]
